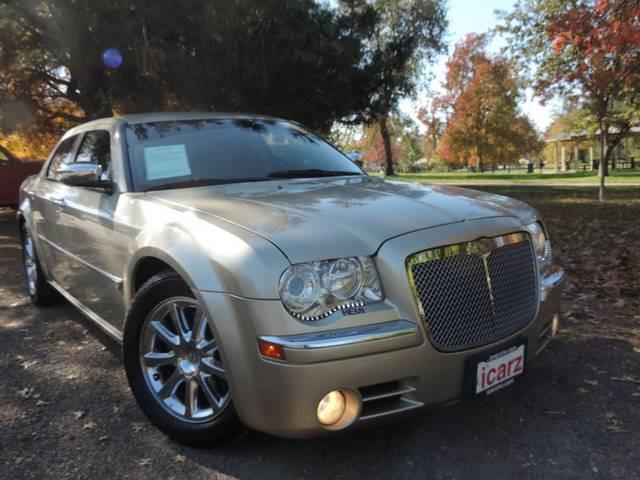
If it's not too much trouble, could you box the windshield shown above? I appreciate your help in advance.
[125,118,364,191]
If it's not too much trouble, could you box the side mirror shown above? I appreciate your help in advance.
[55,163,103,186]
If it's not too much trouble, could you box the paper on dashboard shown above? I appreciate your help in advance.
[143,144,191,180]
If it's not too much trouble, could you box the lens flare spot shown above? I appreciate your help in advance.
[102,48,123,69]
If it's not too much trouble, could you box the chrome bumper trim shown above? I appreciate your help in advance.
[259,320,419,350]
[540,268,566,302]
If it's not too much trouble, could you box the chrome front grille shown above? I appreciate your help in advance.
[407,233,538,351]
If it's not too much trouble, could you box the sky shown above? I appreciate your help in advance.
[401,0,561,132]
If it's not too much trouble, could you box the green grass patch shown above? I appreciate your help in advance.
[382,169,640,185]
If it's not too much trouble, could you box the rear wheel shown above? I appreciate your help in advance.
[21,225,59,306]
[123,270,244,447]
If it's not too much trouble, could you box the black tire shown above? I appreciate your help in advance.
[20,224,59,306]
[123,270,244,447]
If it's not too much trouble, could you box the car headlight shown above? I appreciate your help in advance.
[525,221,552,274]
[279,256,384,321]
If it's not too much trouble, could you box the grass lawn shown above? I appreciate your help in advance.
[383,169,640,185]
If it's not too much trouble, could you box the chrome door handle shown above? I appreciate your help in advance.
[51,197,66,207]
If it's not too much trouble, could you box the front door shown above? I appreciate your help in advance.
[45,130,129,331]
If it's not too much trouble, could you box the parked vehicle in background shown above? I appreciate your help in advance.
[17,113,565,447]
[0,146,44,207]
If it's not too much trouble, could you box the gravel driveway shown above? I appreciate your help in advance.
[1,187,639,479]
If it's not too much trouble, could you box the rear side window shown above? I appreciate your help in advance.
[0,148,10,166]
[47,136,78,179]
[75,130,112,180]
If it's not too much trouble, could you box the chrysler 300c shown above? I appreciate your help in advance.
[18,113,565,446]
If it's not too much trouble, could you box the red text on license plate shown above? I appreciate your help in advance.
[476,344,525,394]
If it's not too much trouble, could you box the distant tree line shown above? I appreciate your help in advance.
[344,34,544,173]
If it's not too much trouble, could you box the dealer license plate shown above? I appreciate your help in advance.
[474,344,526,396]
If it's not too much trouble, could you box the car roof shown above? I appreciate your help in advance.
[85,112,285,126]
[118,112,287,124]
[60,112,300,142]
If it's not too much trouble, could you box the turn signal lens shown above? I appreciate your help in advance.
[525,221,553,276]
[316,390,346,425]
[257,340,286,361]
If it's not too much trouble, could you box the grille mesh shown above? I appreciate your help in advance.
[488,241,538,338]
[409,238,537,351]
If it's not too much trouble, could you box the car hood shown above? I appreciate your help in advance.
[147,176,537,263]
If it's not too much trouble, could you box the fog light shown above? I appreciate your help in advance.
[317,390,346,425]
[551,313,560,337]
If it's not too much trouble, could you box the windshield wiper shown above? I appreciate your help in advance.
[144,177,266,192]
[267,169,362,179]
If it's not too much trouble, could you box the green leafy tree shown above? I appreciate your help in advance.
[0,0,377,139]
[352,0,447,176]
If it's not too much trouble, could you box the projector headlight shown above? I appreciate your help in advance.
[525,221,552,274]
[279,256,384,321]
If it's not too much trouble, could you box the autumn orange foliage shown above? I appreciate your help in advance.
[435,34,541,171]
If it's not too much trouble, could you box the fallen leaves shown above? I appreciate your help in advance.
[83,421,97,430]
[16,387,34,399]
[543,409,568,416]
[604,412,627,433]
[131,422,146,433]
[20,360,38,369]
[72,410,86,420]
[611,376,640,386]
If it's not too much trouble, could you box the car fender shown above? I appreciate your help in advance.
[126,219,290,307]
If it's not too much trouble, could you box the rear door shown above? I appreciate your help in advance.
[35,135,82,265]
[44,129,128,330]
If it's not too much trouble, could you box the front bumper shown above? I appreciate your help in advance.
[199,219,566,438]
[198,267,564,439]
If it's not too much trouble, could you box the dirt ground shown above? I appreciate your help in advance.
[1,186,639,480]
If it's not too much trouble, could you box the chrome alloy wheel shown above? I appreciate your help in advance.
[139,297,230,422]
[23,230,37,296]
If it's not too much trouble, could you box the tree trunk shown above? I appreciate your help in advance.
[379,118,394,176]
[70,67,113,121]
[476,153,484,172]
[598,127,609,202]
[84,88,113,120]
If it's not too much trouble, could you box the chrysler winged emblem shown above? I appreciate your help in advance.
[472,238,494,258]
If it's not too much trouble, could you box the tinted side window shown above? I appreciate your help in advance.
[47,136,78,179]
[75,131,112,180]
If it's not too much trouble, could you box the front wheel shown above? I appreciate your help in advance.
[123,270,244,447]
